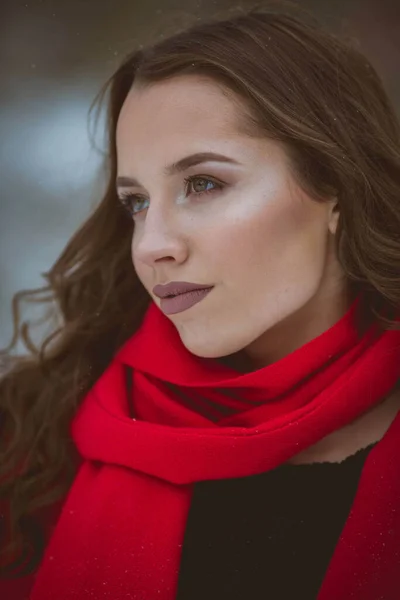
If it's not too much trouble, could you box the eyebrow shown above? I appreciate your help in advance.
[116,152,240,190]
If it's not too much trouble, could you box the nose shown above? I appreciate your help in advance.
[133,213,189,266]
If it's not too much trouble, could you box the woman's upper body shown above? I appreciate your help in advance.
[1,5,400,599]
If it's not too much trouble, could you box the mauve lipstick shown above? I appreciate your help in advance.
[152,281,214,315]
[159,287,213,315]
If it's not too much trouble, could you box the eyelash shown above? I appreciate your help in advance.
[117,175,224,218]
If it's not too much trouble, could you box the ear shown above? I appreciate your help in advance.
[328,199,340,235]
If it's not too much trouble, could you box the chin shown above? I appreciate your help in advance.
[176,326,251,361]
[180,341,228,359]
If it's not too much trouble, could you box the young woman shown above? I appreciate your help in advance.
[1,6,400,600]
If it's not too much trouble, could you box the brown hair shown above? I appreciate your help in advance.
[1,3,400,577]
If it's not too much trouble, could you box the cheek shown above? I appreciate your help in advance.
[215,195,329,289]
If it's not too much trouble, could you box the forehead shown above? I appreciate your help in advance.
[116,75,248,150]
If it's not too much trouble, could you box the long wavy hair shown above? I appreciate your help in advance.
[1,3,400,578]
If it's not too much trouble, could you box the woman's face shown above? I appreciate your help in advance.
[116,75,347,367]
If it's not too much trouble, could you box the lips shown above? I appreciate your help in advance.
[159,287,214,315]
[166,288,206,298]
[153,281,213,299]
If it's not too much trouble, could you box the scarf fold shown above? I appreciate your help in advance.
[29,295,400,599]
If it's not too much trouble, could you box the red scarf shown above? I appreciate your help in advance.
[27,295,400,599]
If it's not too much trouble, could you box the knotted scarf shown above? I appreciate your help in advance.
[28,294,400,599]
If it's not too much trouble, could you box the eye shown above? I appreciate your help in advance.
[118,193,147,218]
[117,175,224,218]
[184,175,222,196]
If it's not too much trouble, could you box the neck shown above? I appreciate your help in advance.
[220,286,359,374]
[250,286,357,367]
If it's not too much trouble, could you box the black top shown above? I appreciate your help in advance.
[176,443,376,600]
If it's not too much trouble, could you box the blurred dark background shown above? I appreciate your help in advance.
[1,0,399,351]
